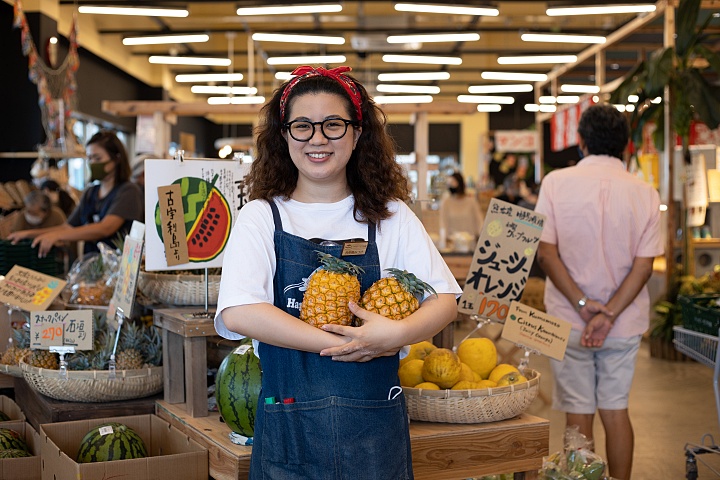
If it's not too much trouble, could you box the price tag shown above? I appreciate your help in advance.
[501,301,571,361]
[0,266,67,312]
[108,221,145,327]
[457,199,546,323]
[29,310,93,350]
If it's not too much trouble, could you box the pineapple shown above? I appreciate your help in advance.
[300,252,364,328]
[28,350,59,369]
[141,326,163,367]
[1,327,30,366]
[115,321,145,370]
[360,268,437,321]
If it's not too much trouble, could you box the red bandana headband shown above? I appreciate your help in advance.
[279,65,363,123]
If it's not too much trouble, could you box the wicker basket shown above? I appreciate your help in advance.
[0,364,22,378]
[138,271,220,306]
[403,369,540,423]
[20,362,163,402]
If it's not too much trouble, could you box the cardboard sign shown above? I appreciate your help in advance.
[502,301,571,361]
[157,184,189,266]
[108,222,145,325]
[0,266,66,311]
[29,309,93,350]
[458,199,545,323]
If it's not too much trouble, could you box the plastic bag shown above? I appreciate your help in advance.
[64,243,121,305]
[539,426,607,480]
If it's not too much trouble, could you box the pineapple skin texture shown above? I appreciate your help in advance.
[300,270,360,328]
[361,277,419,321]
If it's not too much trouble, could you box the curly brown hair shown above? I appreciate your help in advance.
[249,71,410,225]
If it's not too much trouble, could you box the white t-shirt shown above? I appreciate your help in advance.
[214,196,462,340]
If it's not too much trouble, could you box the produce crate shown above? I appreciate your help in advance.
[678,294,720,335]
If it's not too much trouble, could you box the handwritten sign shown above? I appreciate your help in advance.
[29,309,93,350]
[458,199,545,322]
[0,266,67,311]
[108,222,145,326]
[501,301,571,361]
[157,184,189,266]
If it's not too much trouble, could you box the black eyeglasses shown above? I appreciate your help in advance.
[283,118,358,142]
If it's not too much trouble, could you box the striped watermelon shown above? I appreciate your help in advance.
[215,339,262,437]
[0,428,28,452]
[76,422,147,463]
[0,449,31,458]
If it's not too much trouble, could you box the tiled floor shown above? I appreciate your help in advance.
[454,319,720,479]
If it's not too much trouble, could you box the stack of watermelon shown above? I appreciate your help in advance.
[0,427,31,458]
[76,422,147,463]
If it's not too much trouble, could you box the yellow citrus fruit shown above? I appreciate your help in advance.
[398,359,425,387]
[496,372,528,387]
[488,363,520,384]
[477,379,497,388]
[399,340,437,368]
[458,363,476,383]
[414,382,440,390]
[421,348,462,389]
[451,380,480,390]
[456,338,498,380]
[473,371,483,382]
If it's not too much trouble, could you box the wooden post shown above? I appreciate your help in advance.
[664,4,676,294]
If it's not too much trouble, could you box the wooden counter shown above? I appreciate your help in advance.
[156,400,548,480]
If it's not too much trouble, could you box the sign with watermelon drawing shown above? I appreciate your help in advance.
[144,159,251,271]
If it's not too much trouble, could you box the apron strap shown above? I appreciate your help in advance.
[268,199,284,232]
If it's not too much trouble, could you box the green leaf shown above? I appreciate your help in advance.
[609,61,647,104]
[685,70,720,130]
[676,0,701,58]
[693,44,720,76]
[645,48,674,95]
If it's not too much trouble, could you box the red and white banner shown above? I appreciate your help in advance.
[550,97,595,152]
[495,130,539,153]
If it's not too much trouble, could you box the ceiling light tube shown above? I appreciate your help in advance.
[524,104,540,112]
[477,104,502,112]
[382,54,462,65]
[521,33,606,44]
[468,84,533,93]
[481,71,548,81]
[150,56,231,66]
[628,94,640,103]
[267,55,346,65]
[539,96,556,104]
[275,72,294,80]
[377,84,440,94]
[191,86,258,95]
[176,73,244,83]
[560,84,600,93]
[457,95,515,104]
[498,54,577,65]
[387,33,480,43]
[539,104,557,113]
[557,95,580,104]
[123,34,209,46]
[208,96,266,105]
[78,6,188,17]
[546,4,656,16]
[373,95,433,104]
[378,72,450,81]
[252,33,345,45]
[394,3,499,16]
[237,4,342,15]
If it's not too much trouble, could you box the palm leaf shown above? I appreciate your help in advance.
[676,0,701,58]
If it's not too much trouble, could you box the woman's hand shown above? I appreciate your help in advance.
[31,231,61,258]
[319,302,403,362]
[7,230,32,243]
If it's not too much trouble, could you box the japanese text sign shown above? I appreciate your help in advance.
[108,222,145,326]
[458,199,545,322]
[157,184,189,266]
[501,301,570,361]
[30,309,93,350]
[0,266,66,311]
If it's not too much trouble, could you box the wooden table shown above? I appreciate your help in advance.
[153,307,218,417]
[156,400,548,480]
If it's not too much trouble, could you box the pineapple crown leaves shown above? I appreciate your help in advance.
[316,251,365,276]
[385,268,438,299]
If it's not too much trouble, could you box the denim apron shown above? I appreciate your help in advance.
[249,200,413,480]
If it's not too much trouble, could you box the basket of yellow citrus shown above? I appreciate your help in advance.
[399,339,540,423]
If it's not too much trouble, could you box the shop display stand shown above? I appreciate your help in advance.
[673,326,720,478]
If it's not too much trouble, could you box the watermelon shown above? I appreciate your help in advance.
[0,449,31,458]
[215,339,262,437]
[0,428,28,452]
[76,422,147,463]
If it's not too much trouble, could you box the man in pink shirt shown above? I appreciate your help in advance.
[535,104,663,480]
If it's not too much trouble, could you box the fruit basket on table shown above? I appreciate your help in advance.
[137,270,221,306]
[403,368,541,423]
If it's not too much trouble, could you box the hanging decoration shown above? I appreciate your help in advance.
[13,0,80,153]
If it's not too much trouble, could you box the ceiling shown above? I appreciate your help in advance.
[49,1,720,114]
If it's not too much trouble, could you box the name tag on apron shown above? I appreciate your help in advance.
[341,240,368,256]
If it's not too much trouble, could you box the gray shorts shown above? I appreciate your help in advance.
[550,329,642,413]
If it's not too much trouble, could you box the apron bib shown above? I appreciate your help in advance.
[249,200,413,480]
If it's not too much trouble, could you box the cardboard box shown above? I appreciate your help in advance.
[40,414,208,480]
[0,420,41,480]
[0,395,26,423]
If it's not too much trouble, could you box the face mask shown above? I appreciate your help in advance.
[577,146,585,160]
[25,213,44,226]
[448,187,459,195]
[89,161,111,182]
